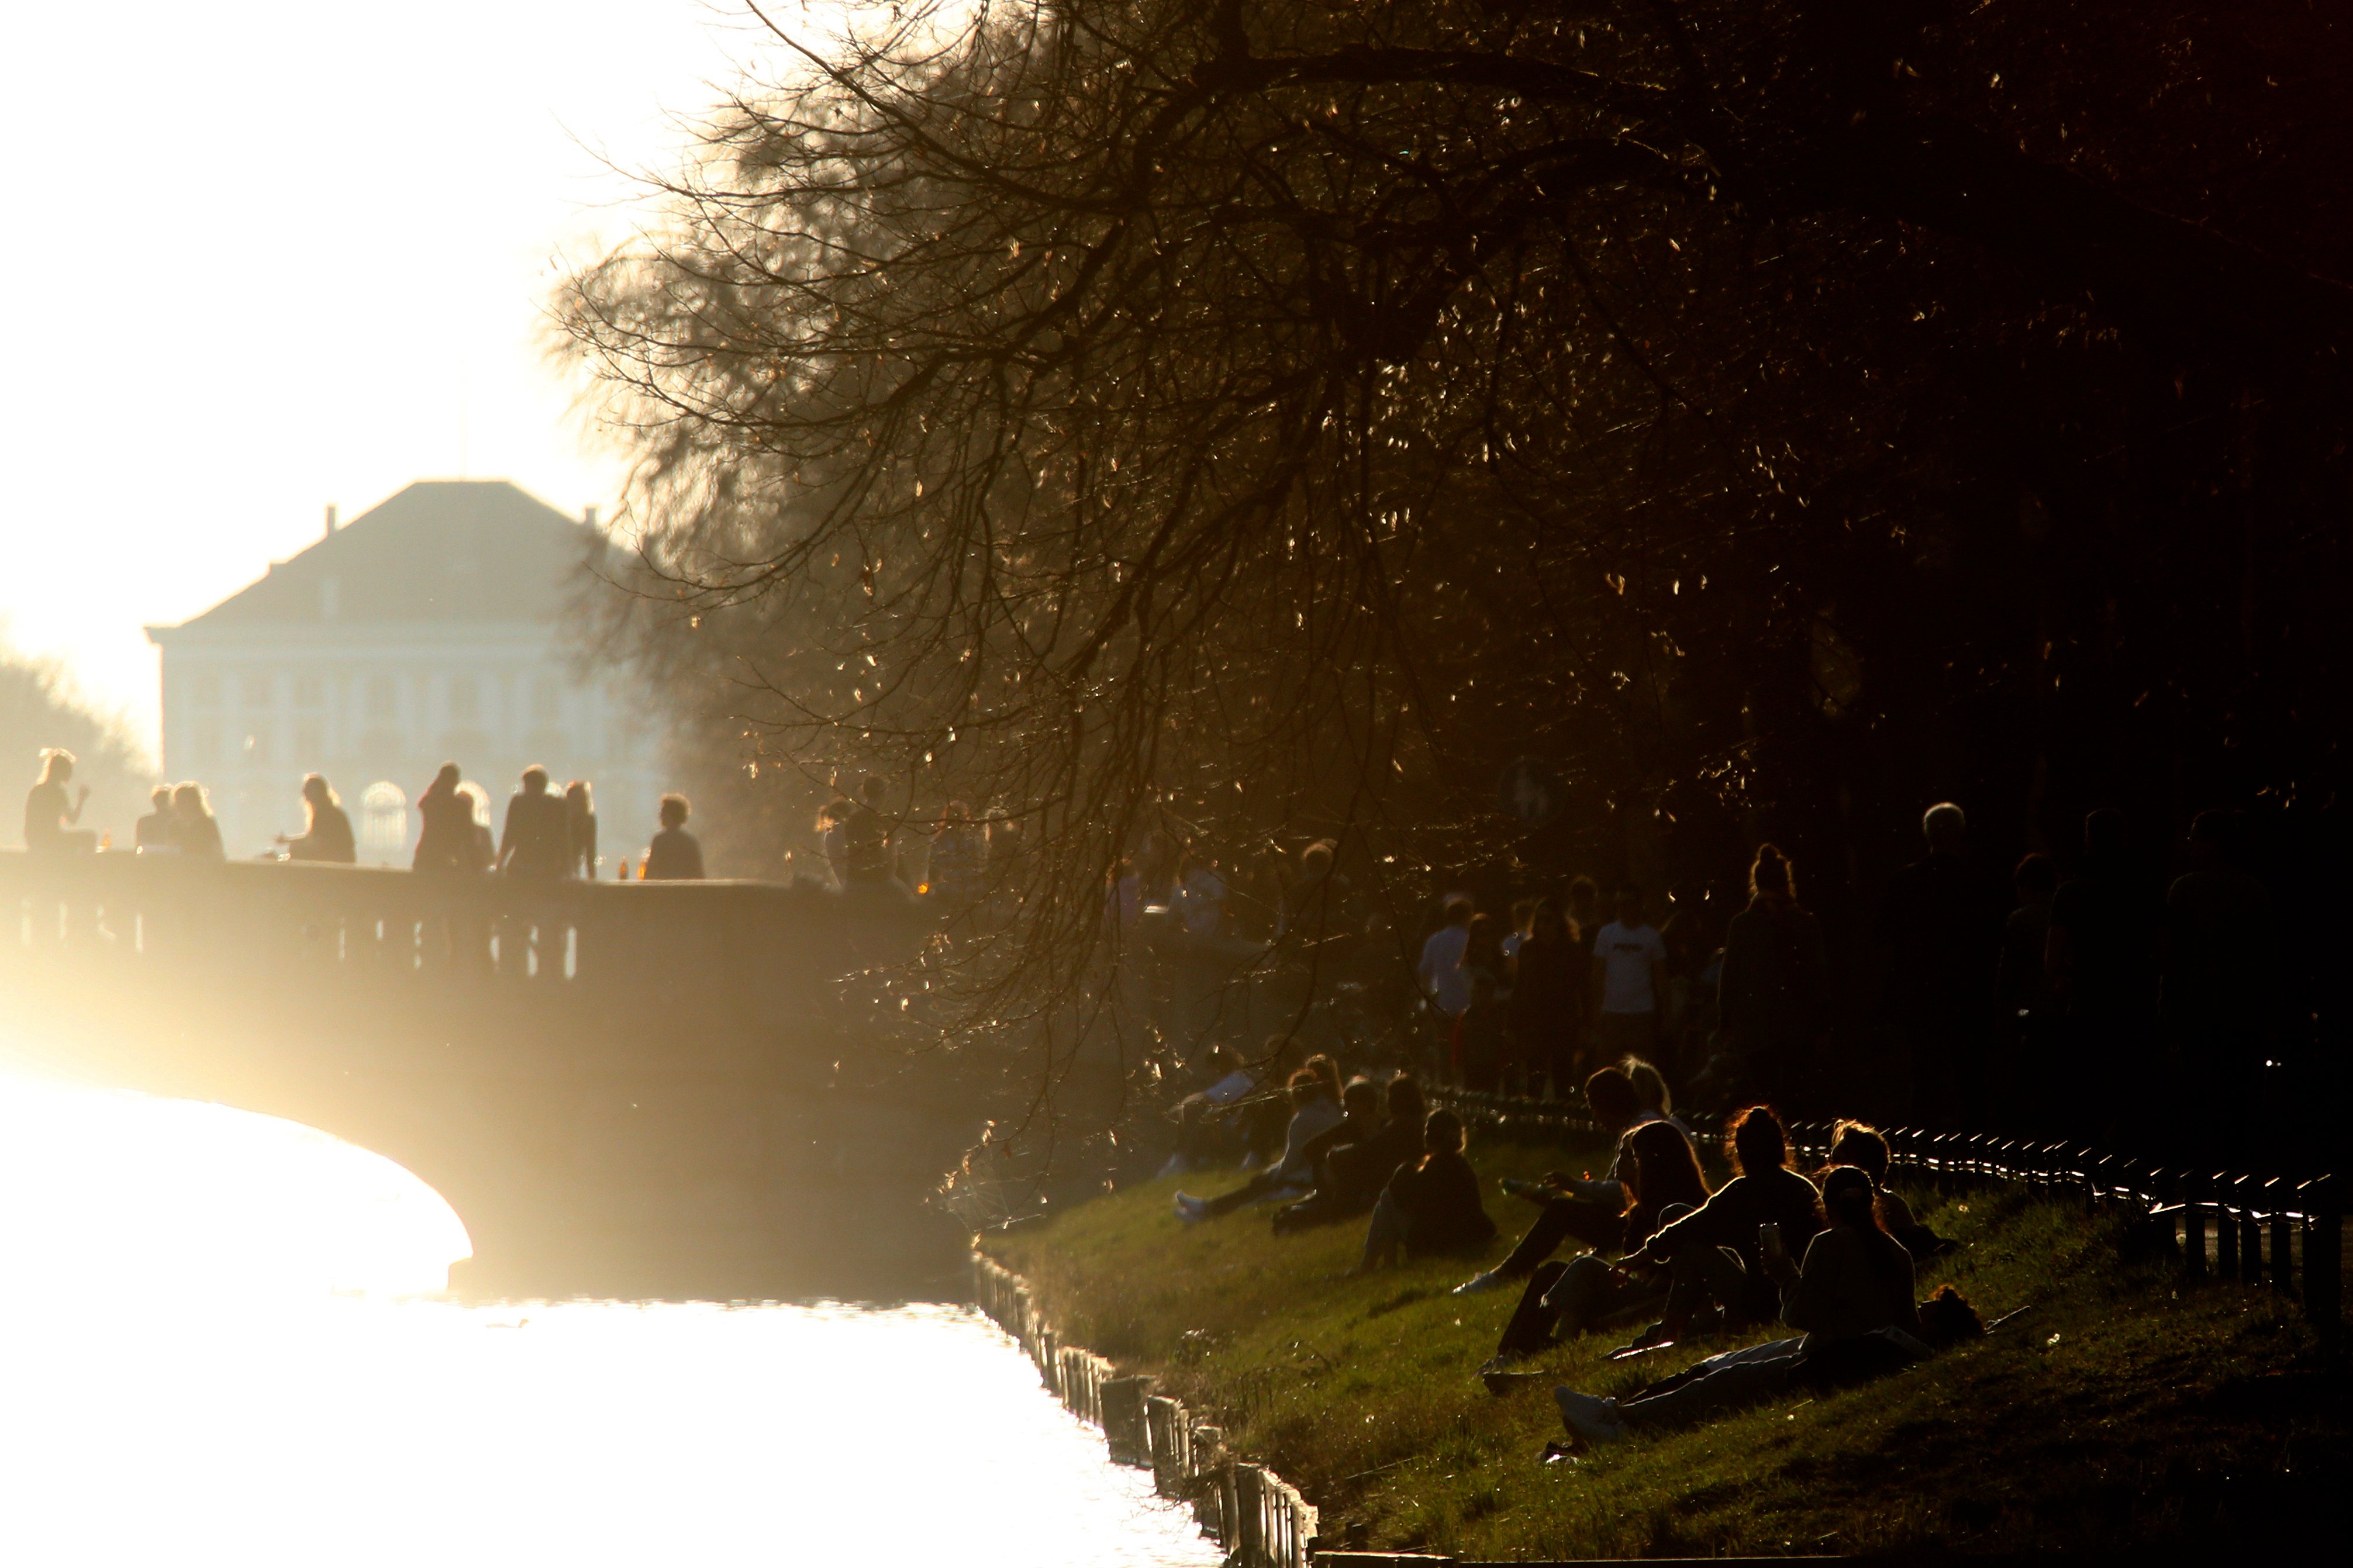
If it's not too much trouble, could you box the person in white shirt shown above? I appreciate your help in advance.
[1590,886,1667,1059]
[1419,896,1476,1017]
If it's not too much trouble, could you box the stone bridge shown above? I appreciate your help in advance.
[0,851,978,1300]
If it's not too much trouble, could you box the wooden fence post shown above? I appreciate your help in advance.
[2216,1174,2242,1281]
[2302,1176,2341,1340]
[1102,1375,1155,1466]
[2238,1175,2265,1287]
[2181,1172,2209,1282]
[2266,1177,2296,1295]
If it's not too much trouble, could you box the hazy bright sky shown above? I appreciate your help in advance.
[1,2,805,752]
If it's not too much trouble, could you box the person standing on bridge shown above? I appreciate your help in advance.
[498,766,572,878]
[277,775,355,864]
[170,782,224,861]
[23,749,94,855]
[643,793,705,880]
[414,764,481,873]
[564,781,598,877]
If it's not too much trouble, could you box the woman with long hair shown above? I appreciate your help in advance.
[1354,1108,1497,1272]
[1554,1165,1968,1444]
[1485,1119,1712,1367]
[280,774,355,864]
[1714,844,1831,1106]
[1623,1104,1827,1343]
[23,748,93,855]
[413,763,479,873]
[563,781,597,878]
[170,782,224,861]
[1174,1063,1344,1222]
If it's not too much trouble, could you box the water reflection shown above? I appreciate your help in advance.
[0,1067,1217,1567]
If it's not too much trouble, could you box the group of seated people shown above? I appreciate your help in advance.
[1165,1048,1983,1446]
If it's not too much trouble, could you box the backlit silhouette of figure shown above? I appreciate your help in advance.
[133,785,174,850]
[278,775,355,864]
[564,781,598,878]
[23,749,94,855]
[644,793,705,880]
[457,783,497,869]
[171,782,224,861]
[498,766,571,878]
[413,764,480,873]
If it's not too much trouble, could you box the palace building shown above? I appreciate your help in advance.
[146,479,659,862]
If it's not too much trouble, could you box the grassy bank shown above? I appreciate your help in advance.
[984,1135,2349,1558]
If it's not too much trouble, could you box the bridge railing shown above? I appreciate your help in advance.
[0,848,934,1031]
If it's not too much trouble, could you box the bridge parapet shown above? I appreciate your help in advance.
[0,850,967,1298]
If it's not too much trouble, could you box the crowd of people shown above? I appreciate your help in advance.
[1107,797,2294,1165]
[1157,1044,1983,1450]
[20,750,706,881]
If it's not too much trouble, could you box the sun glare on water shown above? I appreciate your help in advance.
[0,1059,1216,1567]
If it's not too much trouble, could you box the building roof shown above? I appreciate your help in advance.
[150,480,609,640]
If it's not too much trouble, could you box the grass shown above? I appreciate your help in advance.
[984,1134,2351,1558]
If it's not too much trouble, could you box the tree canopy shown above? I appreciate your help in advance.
[560,0,2353,1096]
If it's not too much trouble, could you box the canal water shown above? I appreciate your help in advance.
[0,1062,1219,1566]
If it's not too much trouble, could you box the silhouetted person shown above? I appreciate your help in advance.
[498,766,571,878]
[2162,809,2278,1157]
[1418,896,1475,1019]
[460,783,496,869]
[840,776,893,885]
[170,782,223,861]
[929,799,985,905]
[133,786,174,851]
[1881,803,2004,1127]
[1995,854,2061,1124]
[24,749,94,855]
[413,764,479,873]
[1716,845,1831,1105]
[564,781,598,878]
[1590,886,1667,1061]
[1509,899,1585,1098]
[1621,1104,1825,1345]
[644,793,705,880]
[2047,809,2160,1135]
[278,774,355,864]
[1353,1109,1496,1272]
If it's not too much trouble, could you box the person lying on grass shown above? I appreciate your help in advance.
[1351,1109,1496,1273]
[1452,1066,1682,1297]
[1478,1119,1712,1376]
[1607,1104,1827,1352]
[1175,1063,1343,1223]
[1554,1166,1983,1445]
[1272,1072,1427,1234]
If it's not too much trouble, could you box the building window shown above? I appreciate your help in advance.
[191,674,222,709]
[532,677,561,723]
[241,673,274,710]
[191,724,220,765]
[293,717,325,762]
[294,676,325,709]
[450,675,479,722]
[361,782,409,858]
[365,676,396,720]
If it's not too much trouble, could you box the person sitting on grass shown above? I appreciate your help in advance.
[1480,1120,1713,1376]
[1619,1055,1690,1134]
[1353,1109,1497,1273]
[1452,1066,1679,1296]
[1554,1166,1981,1444]
[1161,1046,1260,1178]
[1817,1120,1952,1260]
[1613,1104,1826,1352]
[1272,1072,1428,1234]
[1175,1063,1343,1222]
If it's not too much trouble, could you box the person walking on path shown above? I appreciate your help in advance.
[1509,898,1588,1099]
[1590,888,1667,1062]
[2047,808,2161,1138]
[1419,897,1476,1020]
[1881,803,2006,1126]
[1714,845,1831,1107]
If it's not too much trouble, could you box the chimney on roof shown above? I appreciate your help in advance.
[324,503,339,537]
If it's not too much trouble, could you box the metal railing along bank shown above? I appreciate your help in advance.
[971,1252,1320,1568]
[1436,1087,2344,1338]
